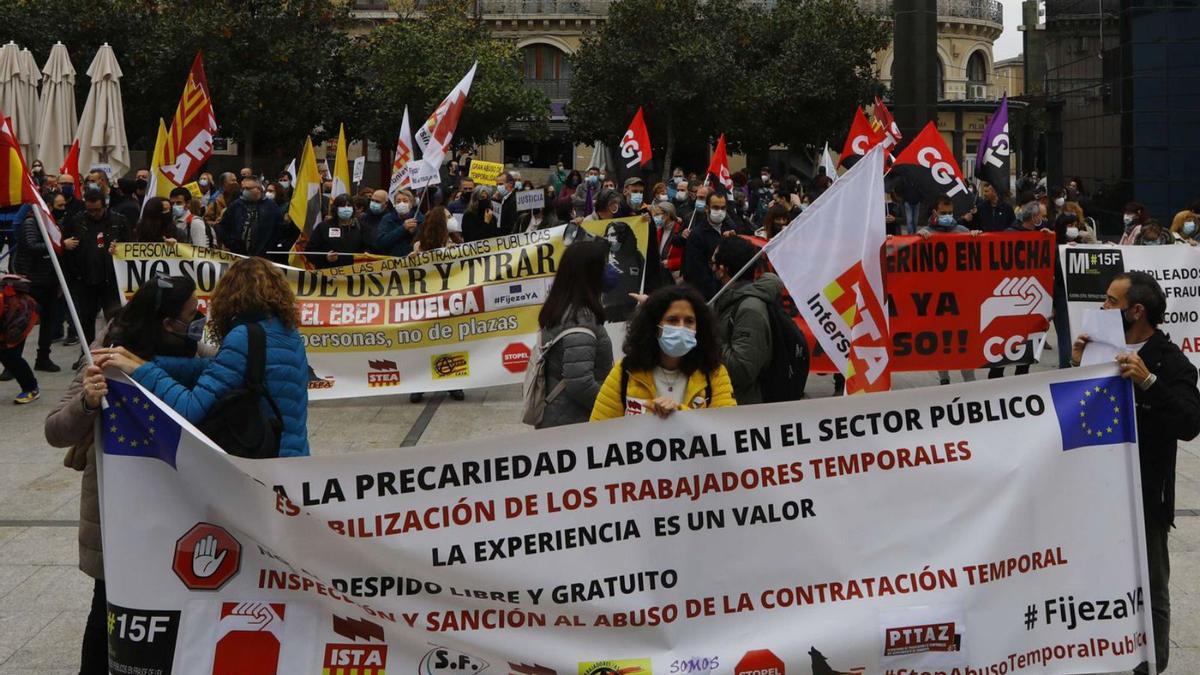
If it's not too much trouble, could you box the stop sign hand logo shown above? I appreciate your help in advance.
[735,650,783,675]
[173,523,242,590]
[502,343,531,373]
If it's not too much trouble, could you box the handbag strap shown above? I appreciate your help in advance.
[244,322,284,428]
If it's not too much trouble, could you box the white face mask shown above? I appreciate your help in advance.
[709,209,727,224]
[1054,197,1065,208]
[395,202,412,216]
[1124,214,1135,225]
[1065,226,1080,240]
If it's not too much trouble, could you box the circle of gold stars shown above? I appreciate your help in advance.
[1079,384,1121,439]
[107,393,155,448]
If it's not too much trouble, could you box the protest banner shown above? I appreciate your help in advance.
[1062,244,1200,364]
[99,365,1155,674]
[753,231,1056,374]
[515,188,544,212]
[353,155,366,184]
[468,159,504,184]
[112,219,649,400]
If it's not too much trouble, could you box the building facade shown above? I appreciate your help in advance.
[1028,0,1200,234]
[350,0,1016,181]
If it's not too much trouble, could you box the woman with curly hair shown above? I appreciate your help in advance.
[94,257,310,456]
[590,285,736,420]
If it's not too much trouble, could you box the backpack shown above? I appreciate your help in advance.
[731,294,810,403]
[0,274,39,349]
[197,322,284,459]
[521,326,596,426]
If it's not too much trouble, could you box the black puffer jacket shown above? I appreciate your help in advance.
[1133,329,1200,527]
[537,308,613,429]
[13,215,58,287]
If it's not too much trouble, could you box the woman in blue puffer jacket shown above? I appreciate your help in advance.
[95,257,310,456]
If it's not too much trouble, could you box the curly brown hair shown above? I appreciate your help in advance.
[208,257,299,343]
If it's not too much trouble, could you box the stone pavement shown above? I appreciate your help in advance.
[0,338,1196,674]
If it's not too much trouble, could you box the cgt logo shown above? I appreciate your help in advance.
[884,622,961,656]
[325,615,387,675]
[368,359,400,387]
[420,645,490,675]
[916,146,969,198]
[432,352,469,380]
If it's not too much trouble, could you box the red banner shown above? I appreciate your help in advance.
[751,232,1056,373]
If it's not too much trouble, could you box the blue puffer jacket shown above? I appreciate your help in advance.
[132,316,311,457]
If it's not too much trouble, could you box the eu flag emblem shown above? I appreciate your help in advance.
[100,379,182,467]
[1049,375,1137,451]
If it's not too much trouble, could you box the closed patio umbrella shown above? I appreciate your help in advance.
[36,42,77,171]
[74,43,129,179]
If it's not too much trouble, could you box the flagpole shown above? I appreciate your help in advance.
[707,245,767,306]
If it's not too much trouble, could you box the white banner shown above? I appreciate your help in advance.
[516,189,545,212]
[99,365,1154,674]
[1062,244,1200,365]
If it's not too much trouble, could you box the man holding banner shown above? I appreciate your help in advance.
[1072,271,1200,674]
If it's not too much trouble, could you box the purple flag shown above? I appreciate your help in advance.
[975,95,1010,193]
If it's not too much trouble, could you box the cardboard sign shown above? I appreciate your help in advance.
[468,159,504,184]
[515,189,544,212]
[352,156,365,184]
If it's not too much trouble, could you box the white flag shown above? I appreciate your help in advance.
[414,62,477,175]
[820,142,838,182]
[765,143,890,394]
[388,106,414,200]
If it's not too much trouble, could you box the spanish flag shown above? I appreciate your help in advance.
[0,115,62,251]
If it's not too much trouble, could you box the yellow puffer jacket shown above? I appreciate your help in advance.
[590,360,737,421]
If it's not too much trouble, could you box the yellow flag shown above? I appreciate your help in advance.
[332,124,352,199]
[141,119,175,215]
[288,137,322,269]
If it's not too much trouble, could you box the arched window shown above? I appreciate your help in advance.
[967,51,988,85]
[936,56,945,98]
[521,43,571,99]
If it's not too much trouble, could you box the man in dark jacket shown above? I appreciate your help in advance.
[683,190,734,300]
[13,212,64,371]
[972,181,1016,232]
[108,178,141,226]
[62,192,128,358]
[1073,271,1200,674]
[359,190,392,248]
[712,236,781,404]
[217,177,282,257]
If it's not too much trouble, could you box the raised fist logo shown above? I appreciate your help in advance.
[980,277,1051,331]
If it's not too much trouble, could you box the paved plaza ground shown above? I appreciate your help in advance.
[0,335,1196,674]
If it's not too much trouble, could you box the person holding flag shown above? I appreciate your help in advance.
[217,176,282,257]
[682,190,735,300]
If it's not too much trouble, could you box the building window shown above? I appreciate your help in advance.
[937,56,945,99]
[967,51,988,97]
[521,44,571,99]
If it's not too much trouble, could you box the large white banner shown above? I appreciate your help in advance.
[99,365,1154,674]
[1062,244,1200,365]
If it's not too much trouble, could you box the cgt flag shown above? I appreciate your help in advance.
[890,121,974,218]
[1049,375,1137,451]
[839,106,885,169]
[873,96,902,146]
[707,133,732,191]
[975,95,1011,193]
[765,144,890,394]
[620,107,652,169]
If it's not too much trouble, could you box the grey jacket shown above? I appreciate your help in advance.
[536,308,613,428]
[715,273,784,405]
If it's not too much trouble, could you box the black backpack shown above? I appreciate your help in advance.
[198,322,284,459]
[732,295,810,403]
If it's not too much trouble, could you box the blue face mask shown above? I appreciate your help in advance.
[369,201,384,214]
[658,325,697,358]
[653,214,664,226]
[630,192,644,207]
[1143,239,1161,246]
[936,214,956,228]
[586,175,599,186]
[514,181,524,191]
[602,264,620,292]
[695,199,705,211]
[337,206,354,220]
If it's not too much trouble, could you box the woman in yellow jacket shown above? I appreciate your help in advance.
[591,285,736,420]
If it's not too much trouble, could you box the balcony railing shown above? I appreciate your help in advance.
[524,78,572,99]
[860,0,1004,24]
[474,0,612,16]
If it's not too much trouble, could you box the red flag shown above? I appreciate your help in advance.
[706,134,732,190]
[873,96,902,145]
[839,107,885,168]
[0,116,62,251]
[620,107,652,168]
[58,139,79,178]
[160,52,218,187]
[890,121,973,216]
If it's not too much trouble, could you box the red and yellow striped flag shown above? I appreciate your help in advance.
[0,114,63,250]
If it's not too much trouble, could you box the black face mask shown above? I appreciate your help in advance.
[1121,307,1137,332]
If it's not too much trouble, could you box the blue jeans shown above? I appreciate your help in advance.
[903,203,921,234]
